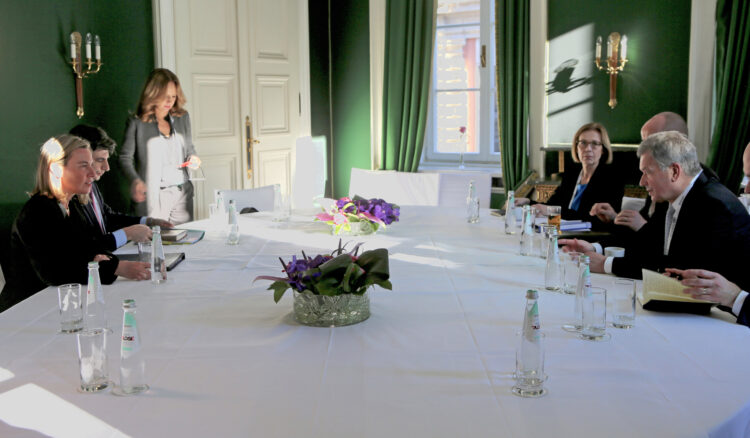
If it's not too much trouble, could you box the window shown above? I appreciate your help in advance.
[422,0,499,168]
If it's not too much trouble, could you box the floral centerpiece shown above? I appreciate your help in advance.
[254,242,392,326]
[315,196,400,236]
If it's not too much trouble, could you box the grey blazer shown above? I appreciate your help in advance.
[119,113,197,185]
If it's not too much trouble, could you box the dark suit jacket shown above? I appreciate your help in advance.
[611,172,750,326]
[546,161,624,229]
[71,183,141,251]
[0,195,119,312]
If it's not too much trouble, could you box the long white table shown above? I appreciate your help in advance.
[1,207,749,438]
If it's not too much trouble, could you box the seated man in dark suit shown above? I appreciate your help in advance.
[69,125,172,251]
[590,111,688,232]
[561,132,750,317]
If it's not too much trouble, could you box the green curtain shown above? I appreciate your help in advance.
[381,0,435,172]
[707,0,750,190]
[495,0,530,190]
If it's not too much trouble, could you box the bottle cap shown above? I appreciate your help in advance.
[152,225,161,233]
[122,299,136,308]
[88,261,98,268]
[579,254,590,263]
[526,289,538,299]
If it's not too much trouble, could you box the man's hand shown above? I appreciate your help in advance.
[146,218,174,229]
[123,224,152,243]
[665,268,741,307]
[131,179,147,203]
[614,210,647,231]
[115,261,151,281]
[559,238,595,254]
[93,254,111,263]
[590,203,617,223]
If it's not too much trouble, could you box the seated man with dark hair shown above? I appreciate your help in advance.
[69,125,172,251]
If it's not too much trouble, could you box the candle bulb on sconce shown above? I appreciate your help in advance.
[594,32,628,109]
[68,31,103,118]
[85,33,92,60]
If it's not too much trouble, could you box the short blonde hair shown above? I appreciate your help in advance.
[571,122,613,164]
[32,135,91,204]
[136,68,187,122]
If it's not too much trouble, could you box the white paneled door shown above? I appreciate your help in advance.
[171,0,303,219]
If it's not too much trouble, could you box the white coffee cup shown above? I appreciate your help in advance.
[604,246,625,257]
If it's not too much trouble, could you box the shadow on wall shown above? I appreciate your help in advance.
[546,59,593,95]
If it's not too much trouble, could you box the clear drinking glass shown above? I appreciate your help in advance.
[580,287,610,341]
[611,278,636,329]
[137,241,151,262]
[562,251,581,294]
[546,205,562,232]
[57,283,83,333]
[512,331,547,397]
[76,328,110,392]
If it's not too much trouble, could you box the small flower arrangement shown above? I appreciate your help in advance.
[315,196,400,235]
[254,241,392,303]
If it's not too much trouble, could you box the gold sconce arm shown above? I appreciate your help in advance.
[594,32,628,109]
[68,31,103,118]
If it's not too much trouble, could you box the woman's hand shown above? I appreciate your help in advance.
[590,203,617,223]
[146,218,174,229]
[115,261,151,281]
[187,155,202,170]
[131,179,147,203]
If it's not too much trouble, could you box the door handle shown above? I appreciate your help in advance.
[481,45,486,68]
[246,116,260,179]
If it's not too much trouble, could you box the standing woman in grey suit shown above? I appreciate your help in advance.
[120,68,201,224]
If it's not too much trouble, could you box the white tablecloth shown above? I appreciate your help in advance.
[1,207,749,438]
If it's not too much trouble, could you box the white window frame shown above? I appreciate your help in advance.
[422,0,499,169]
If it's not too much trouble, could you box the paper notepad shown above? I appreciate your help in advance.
[640,269,714,314]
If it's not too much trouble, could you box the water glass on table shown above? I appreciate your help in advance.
[57,283,83,333]
[580,287,610,341]
[611,278,636,329]
[76,328,110,392]
[137,241,151,263]
[562,251,581,295]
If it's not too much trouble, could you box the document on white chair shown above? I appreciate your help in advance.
[217,185,276,212]
[292,136,327,210]
[348,168,440,206]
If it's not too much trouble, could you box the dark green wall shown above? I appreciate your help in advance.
[0,0,154,215]
[547,0,691,144]
[309,0,371,198]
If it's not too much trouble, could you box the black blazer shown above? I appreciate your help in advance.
[611,172,750,326]
[71,182,141,251]
[546,161,624,229]
[0,195,119,312]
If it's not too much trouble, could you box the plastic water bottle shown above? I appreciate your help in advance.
[117,299,148,395]
[151,226,167,284]
[227,199,240,245]
[84,262,107,329]
[520,206,534,256]
[544,228,562,291]
[466,180,480,223]
[505,190,516,234]
[215,191,227,225]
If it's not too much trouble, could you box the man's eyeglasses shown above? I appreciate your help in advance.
[577,140,603,148]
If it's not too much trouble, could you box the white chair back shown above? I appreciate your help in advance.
[217,185,277,212]
[292,136,327,210]
[436,171,492,208]
[348,168,440,206]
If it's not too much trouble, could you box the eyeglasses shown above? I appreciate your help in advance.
[577,140,603,148]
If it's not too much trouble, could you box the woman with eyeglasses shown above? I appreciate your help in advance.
[516,122,624,226]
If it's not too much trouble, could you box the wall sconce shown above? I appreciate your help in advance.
[595,32,628,109]
[69,31,102,118]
